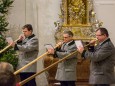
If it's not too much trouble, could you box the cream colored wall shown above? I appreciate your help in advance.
[7,0,26,39]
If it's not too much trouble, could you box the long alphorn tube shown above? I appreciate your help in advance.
[0,38,96,54]
[14,38,97,75]
[19,50,77,86]
[18,42,94,86]
[14,44,60,75]
[0,39,19,54]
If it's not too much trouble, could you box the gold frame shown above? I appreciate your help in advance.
[55,0,96,41]
[60,0,89,26]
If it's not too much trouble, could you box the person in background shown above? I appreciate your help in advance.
[0,70,16,86]
[0,62,16,86]
[77,27,115,86]
[10,24,39,86]
[0,62,14,72]
[47,30,77,86]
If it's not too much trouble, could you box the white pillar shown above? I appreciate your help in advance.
[32,0,61,86]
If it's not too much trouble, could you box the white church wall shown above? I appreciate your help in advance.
[94,0,115,45]
[7,0,26,39]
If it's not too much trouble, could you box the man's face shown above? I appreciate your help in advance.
[23,28,32,37]
[63,34,72,43]
[96,30,107,42]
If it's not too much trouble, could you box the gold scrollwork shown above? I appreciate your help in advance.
[60,0,87,25]
[55,0,97,42]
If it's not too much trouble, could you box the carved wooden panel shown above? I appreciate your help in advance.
[44,54,90,84]
[77,59,90,81]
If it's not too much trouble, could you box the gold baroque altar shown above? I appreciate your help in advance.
[54,0,102,41]
[45,0,102,85]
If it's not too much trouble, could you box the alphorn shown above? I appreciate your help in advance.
[0,39,19,54]
[14,38,97,75]
[0,38,96,54]
[19,51,77,86]
[14,38,94,75]
[18,42,95,86]
[14,44,60,75]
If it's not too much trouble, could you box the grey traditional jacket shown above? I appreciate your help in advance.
[82,38,115,84]
[54,40,77,81]
[15,34,38,72]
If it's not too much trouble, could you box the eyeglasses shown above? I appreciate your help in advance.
[63,36,70,38]
[96,34,104,36]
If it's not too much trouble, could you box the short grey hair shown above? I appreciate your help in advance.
[63,30,74,37]
[0,62,14,72]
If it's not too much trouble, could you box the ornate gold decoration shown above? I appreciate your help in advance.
[55,0,103,42]
[54,26,96,42]
[60,0,87,25]
[68,0,86,25]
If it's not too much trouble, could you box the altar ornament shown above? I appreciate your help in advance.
[54,0,103,42]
